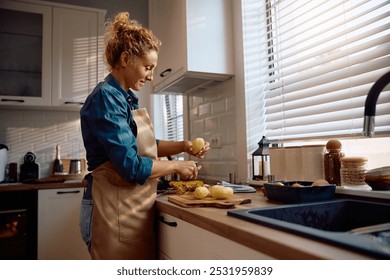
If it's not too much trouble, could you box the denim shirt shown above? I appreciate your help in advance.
[80,74,153,185]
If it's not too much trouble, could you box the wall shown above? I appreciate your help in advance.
[0,109,83,178]
[187,78,238,183]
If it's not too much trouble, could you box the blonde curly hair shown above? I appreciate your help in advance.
[104,12,161,70]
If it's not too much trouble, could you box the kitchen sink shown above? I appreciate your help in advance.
[228,199,390,259]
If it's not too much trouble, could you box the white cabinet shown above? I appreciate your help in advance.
[0,0,106,109]
[158,212,273,260]
[52,7,106,107]
[0,0,52,106]
[149,0,234,94]
[38,187,90,260]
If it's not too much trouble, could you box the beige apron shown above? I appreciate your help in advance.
[90,108,158,260]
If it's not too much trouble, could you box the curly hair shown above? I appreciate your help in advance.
[104,12,161,70]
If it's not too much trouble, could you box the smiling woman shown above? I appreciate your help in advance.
[79,11,209,260]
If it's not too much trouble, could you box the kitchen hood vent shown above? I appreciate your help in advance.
[153,72,233,95]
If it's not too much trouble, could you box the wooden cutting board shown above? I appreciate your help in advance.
[168,194,252,208]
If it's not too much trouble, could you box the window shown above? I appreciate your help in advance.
[243,0,390,144]
[153,94,184,157]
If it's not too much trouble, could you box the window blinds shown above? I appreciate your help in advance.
[245,0,390,142]
[164,95,184,142]
[153,94,183,142]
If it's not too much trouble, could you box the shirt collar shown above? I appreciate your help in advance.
[104,74,139,109]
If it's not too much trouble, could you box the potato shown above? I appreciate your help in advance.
[312,179,329,187]
[291,183,303,188]
[209,185,223,196]
[194,186,210,199]
[209,185,233,199]
[273,182,285,186]
[192,137,205,154]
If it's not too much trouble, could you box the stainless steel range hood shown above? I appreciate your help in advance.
[152,71,233,95]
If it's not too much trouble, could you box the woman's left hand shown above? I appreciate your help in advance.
[184,140,210,158]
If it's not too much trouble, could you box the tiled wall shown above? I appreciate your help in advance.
[0,109,85,179]
[187,78,238,182]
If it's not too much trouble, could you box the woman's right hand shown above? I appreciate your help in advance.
[175,160,201,180]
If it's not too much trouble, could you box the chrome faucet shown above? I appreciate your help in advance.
[363,71,390,137]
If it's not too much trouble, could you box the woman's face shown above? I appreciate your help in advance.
[125,50,158,91]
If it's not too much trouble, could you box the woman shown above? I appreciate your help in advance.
[79,12,209,260]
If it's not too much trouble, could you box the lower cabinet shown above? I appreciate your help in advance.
[38,188,90,260]
[158,212,274,259]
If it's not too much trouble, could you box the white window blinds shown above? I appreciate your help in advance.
[244,0,390,142]
[153,94,184,142]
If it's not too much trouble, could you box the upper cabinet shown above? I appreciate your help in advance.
[52,7,105,107]
[0,0,106,109]
[149,0,234,94]
[0,1,52,106]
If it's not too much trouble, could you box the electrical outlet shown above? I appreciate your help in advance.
[210,135,222,149]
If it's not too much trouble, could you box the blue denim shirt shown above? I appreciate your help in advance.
[80,74,153,185]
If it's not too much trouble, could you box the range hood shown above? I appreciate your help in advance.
[152,71,233,95]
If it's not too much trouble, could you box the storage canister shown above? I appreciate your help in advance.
[340,157,368,186]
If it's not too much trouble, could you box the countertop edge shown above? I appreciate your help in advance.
[0,181,83,191]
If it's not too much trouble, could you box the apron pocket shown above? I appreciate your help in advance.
[79,197,94,252]
[117,187,156,243]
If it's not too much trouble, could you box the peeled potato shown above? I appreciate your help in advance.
[312,179,329,186]
[192,137,205,154]
[274,182,285,186]
[210,185,233,200]
[194,186,210,199]
[209,185,223,196]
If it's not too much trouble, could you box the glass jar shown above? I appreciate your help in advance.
[324,139,344,186]
[340,157,368,186]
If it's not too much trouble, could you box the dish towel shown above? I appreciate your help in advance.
[219,181,256,193]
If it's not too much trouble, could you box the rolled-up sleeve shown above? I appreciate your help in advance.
[81,86,152,185]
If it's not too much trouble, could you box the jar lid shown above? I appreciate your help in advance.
[340,156,368,163]
[326,139,342,150]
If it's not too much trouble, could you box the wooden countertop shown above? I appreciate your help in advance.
[0,181,83,192]
[156,191,375,260]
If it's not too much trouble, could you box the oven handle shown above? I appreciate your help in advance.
[56,190,81,195]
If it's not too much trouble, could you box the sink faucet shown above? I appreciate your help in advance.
[363,71,390,137]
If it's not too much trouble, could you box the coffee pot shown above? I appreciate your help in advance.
[0,144,9,182]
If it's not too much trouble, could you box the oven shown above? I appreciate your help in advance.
[0,190,37,260]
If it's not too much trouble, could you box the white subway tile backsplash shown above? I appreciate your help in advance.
[191,95,204,107]
[212,99,225,114]
[198,103,211,116]
[191,119,204,135]
[219,112,236,129]
[204,116,219,131]
[0,109,85,179]
[188,79,238,181]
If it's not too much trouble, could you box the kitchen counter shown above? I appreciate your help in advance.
[0,181,83,192]
[156,191,377,259]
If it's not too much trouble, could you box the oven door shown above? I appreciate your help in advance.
[0,190,37,260]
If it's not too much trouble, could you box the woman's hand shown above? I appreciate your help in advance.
[184,140,210,158]
[175,160,202,180]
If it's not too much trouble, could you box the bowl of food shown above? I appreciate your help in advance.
[263,179,336,203]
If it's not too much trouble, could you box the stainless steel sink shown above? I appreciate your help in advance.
[228,199,390,259]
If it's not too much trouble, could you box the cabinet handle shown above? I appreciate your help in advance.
[1,98,25,103]
[159,68,172,77]
[159,216,177,227]
[64,101,84,105]
[56,190,81,195]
